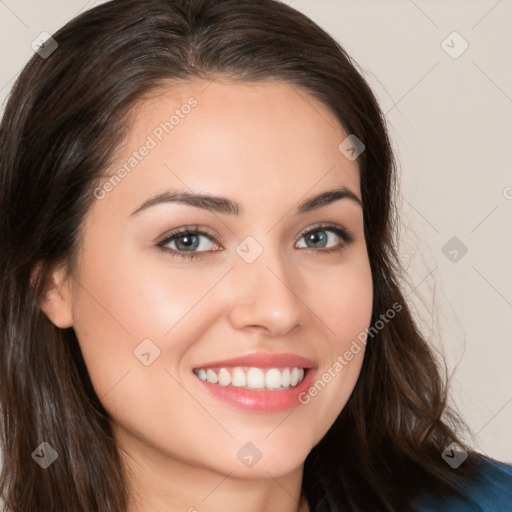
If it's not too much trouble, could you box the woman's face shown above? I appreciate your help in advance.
[47,79,373,480]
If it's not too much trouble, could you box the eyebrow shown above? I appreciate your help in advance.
[129,185,362,218]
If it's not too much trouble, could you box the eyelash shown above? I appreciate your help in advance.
[156,223,355,261]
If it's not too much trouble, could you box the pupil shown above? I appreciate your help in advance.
[309,231,326,248]
[177,234,198,251]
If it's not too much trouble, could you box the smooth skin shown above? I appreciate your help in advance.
[39,79,373,512]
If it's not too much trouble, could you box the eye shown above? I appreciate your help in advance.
[156,222,354,260]
[295,223,354,255]
[157,225,221,260]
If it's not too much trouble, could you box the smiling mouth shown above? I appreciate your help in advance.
[193,366,307,391]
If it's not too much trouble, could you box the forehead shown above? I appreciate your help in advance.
[94,79,360,220]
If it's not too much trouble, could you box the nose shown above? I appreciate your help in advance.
[226,245,307,337]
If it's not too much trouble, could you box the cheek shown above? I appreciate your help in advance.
[68,254,246,473]
[295,254,373,435]
[68,244,229,403]
[306,254,374,346]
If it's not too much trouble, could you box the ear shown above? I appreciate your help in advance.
[33,261,74,329]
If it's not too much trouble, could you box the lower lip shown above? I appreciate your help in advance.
[194,368,317,413]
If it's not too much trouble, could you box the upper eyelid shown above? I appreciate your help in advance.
[298,222,348,237]
[157,225,219,246]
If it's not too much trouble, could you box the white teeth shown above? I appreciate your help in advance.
[281,368,291,387]
[231,368,247,387]
[194,366,307,390]
[218,368,231,386]
[290,367,299,386]
[247,368,265,389]
[265,368,282,389]
[206,369,218,384]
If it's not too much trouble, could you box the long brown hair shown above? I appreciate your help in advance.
[0,0,479,510]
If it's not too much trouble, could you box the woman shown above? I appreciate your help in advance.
[0,0,510,511]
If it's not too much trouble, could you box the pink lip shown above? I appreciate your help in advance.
[193,352,317,369]
[192,352,318,413]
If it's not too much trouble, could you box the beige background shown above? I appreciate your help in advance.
[1,0,511,463]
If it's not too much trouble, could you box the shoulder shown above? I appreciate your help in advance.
[413,455,512,511]
[313,454,512,512]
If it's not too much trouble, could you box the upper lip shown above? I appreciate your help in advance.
[193,352,317,369]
